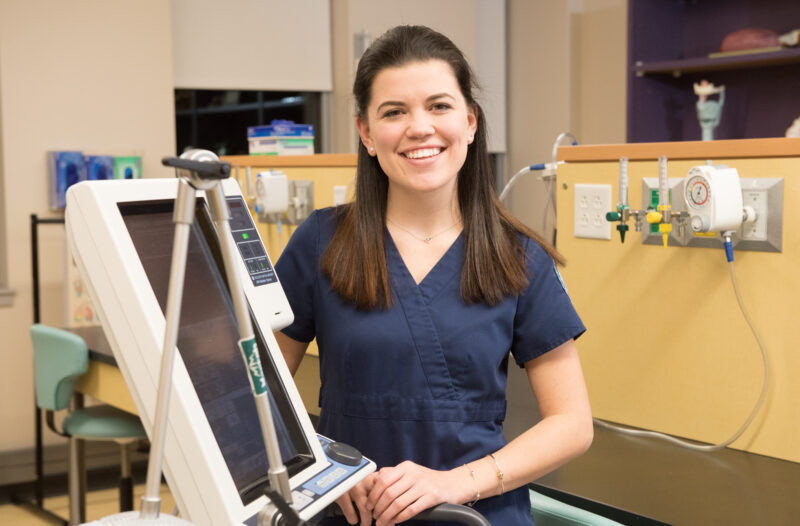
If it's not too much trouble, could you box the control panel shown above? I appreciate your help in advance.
[227,196,278,286]
[243,435,372,525]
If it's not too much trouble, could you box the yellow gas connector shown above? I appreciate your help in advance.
[659,223,672,247]
[657,204,672,247]
[646,211,662,224]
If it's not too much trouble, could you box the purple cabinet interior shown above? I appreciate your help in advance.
[627,0,800,142]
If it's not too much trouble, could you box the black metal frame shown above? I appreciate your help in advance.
[10,214,69,525]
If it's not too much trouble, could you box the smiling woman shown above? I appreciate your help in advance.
[357,60,476,218]
[273,25,592,526]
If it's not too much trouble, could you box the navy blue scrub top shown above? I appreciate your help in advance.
[275,208,586,526]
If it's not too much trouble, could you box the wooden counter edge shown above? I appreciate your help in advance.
[557,137,800,162]
[221,153,357,168]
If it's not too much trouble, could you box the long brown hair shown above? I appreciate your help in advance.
[322,25,563,310]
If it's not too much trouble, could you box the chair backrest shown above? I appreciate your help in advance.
[30,324,89,411]
[530,489,625,526]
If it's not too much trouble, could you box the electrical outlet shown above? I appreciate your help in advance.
[333,185,348,206]
[740,188,768,240]
[735,177,783,253]
[287,180,314,224]
[574,183,612,240]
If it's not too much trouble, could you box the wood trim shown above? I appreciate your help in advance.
[75,361,138,415]
[557,137,800,162]
[221,154,357,168]
[0,287,14,307]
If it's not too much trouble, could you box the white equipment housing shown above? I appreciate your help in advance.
[65,178,374,526]
[684,165,743,233]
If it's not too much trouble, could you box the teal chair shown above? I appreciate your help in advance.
[31,324,147,525]
[530,489,624,526]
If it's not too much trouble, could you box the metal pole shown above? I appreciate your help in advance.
[140,180,196,519]
[206,185,292,504]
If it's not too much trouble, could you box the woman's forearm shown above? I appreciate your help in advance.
[451,412,593,503]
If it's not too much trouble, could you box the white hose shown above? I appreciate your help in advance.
[499,165,536,203]
[594,259,770,452]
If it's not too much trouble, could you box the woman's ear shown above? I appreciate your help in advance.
[467,104,478,139]
[356,116,375,156]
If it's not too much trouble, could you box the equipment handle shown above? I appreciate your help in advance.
[414,503,491,526]
[161,157,231,179]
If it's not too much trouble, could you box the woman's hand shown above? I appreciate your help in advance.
[366,461,462,526]
[336,472,376,526]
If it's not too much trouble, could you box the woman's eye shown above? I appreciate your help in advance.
[432,103,452,111]
[382,109,402,118]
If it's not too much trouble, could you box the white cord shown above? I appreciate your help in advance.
[499,132,577,205]
[594,258,770,452]
[499,165,534,203]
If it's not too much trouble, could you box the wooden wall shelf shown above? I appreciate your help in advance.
[557,137,800,162]
[634,47,800,76]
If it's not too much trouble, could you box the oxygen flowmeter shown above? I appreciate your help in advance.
[604,156,781,253]
[684,165,744,234]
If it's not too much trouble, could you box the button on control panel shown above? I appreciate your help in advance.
[227,196,277,286]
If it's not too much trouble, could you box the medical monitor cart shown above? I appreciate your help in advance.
[65,153,375,525]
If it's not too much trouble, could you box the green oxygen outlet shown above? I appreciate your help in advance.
[617,223,629,242]
[606,207,629,242]
[649,189,660,234]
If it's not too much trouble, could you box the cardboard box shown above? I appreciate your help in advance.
[248,120,314,156]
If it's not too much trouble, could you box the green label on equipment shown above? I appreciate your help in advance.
[240,338,267,395]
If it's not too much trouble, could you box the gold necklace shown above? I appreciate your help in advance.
[387,217,462,244]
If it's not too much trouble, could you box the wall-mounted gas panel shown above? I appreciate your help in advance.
[641,177,782,252]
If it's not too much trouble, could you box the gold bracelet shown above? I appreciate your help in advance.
[488,453,505,494]
[464,463,480,506]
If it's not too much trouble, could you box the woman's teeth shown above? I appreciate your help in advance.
[404,148,442,159]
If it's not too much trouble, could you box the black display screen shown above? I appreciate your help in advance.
[120,199,313,505]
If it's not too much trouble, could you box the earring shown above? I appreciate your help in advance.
[369,146,375,153]
[467,136,474,143]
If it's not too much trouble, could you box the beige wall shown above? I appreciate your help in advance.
[0,53,8,306]
[506,0,627,237]
[0,1,176,455]
[171,0,332,91]
[330,0,478,153]
[572,0,627,146]
[506,0,573,239]
[504,0,627,437]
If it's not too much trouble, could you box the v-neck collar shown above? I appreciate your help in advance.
[385,231,464,303]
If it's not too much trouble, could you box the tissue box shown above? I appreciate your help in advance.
[114,156,142,179]
[248,120,314,155]
[85,155,115,180]
[48,151,86,210]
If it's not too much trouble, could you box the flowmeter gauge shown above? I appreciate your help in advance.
[683,165,742,233]
[686,175,710,209]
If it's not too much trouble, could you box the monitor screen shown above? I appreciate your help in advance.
[120,199,312,505]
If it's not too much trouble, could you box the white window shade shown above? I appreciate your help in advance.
[171,0,332,91]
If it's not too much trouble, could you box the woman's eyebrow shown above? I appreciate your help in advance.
[376,100,405,112]
[376,93,456,113]
[427,92,456,102]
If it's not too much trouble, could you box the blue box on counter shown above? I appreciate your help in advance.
[48,151,86,210]
[248,120,314,155]
[248,120,314,138]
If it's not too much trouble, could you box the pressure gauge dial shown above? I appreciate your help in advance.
[686,174,710,209]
